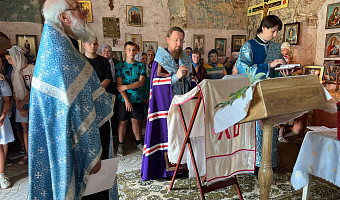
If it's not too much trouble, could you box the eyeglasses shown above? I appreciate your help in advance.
[65,5,85,12]
[169,38,185,44]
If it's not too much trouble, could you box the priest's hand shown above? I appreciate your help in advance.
[176,65,189,79]
[270,59,285,68]
[90,160,101,174]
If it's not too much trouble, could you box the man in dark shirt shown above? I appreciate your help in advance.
[82,37,113,199]
[83,38,113,90]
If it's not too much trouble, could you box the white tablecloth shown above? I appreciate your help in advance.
[291,131,340,190]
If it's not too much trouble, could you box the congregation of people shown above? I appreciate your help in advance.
[0,0,306,199]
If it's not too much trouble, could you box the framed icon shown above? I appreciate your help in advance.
[103,17,120,38]
[324,33,340,58]
[143,41,158,53]
[78,1,93,23]
[193,35,204,55]
[112,51,123,62]
[231,35,246,52]
[215,38,227,56]
[16,35,38,60]
[323,60,340,84]
[283,22,300,45]
[326,3,340,29]
[303,66,324,82]
[126,33,142,53]
[127,6,143,27]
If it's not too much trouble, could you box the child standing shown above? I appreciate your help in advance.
[5,46,34,165]
[278,42,303,143]
[115,42,146,156]
[0,73,14,189]
[281,42,291,64]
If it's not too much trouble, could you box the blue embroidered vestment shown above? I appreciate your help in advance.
[29,22,117,199]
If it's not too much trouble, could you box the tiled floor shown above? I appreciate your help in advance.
[0,130,303,199]
[0,131,143,199]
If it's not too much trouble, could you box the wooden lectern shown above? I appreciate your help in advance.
[239,75,327,199]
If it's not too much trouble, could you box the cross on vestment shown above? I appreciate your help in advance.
[247,0,288,18]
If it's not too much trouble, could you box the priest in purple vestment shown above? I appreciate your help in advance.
[141,27,196,180]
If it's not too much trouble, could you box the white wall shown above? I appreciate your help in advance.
[0,21,42,47]
[1,0,247,63]
[87,0,170,54]
[184,29,247,62]
[87,0,246,62]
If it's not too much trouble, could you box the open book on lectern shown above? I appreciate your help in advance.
[274,64,302,71]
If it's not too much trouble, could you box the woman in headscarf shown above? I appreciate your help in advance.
[203,49,226,79]
[191,50,206,82]
[5,45,34,165]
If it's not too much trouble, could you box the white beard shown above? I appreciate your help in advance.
[69,14,95,43]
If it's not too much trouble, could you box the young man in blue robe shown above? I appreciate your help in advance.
[236,15,285,175]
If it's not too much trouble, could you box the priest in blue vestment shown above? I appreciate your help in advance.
[29,0,118,199]
[141,27,196,180]
[235,15,286,175]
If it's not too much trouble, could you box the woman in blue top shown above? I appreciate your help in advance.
[236,15,285,176]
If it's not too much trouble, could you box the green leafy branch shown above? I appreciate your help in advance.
[214,67,267,109]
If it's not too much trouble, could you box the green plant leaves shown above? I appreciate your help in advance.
[215,66,266,109]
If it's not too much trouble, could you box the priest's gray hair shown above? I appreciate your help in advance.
[42,0,68,29]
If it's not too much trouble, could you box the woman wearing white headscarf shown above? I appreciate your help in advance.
[5,45,34,165]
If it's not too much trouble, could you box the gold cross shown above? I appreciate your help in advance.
[247,0,288,18]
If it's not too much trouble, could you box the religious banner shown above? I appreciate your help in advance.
[247,0,288,18]
[103,17,120,38]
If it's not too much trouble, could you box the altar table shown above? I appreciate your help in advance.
[291,131,340,199]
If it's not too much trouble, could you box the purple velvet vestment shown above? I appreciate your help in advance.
[141,59,196,181]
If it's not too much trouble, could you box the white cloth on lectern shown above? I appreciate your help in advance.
[167,77,254,179]
[214,82,257,133]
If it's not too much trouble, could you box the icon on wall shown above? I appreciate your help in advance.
[127,6,143,27]
[126,33,142,53]
[78,1,93,23]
